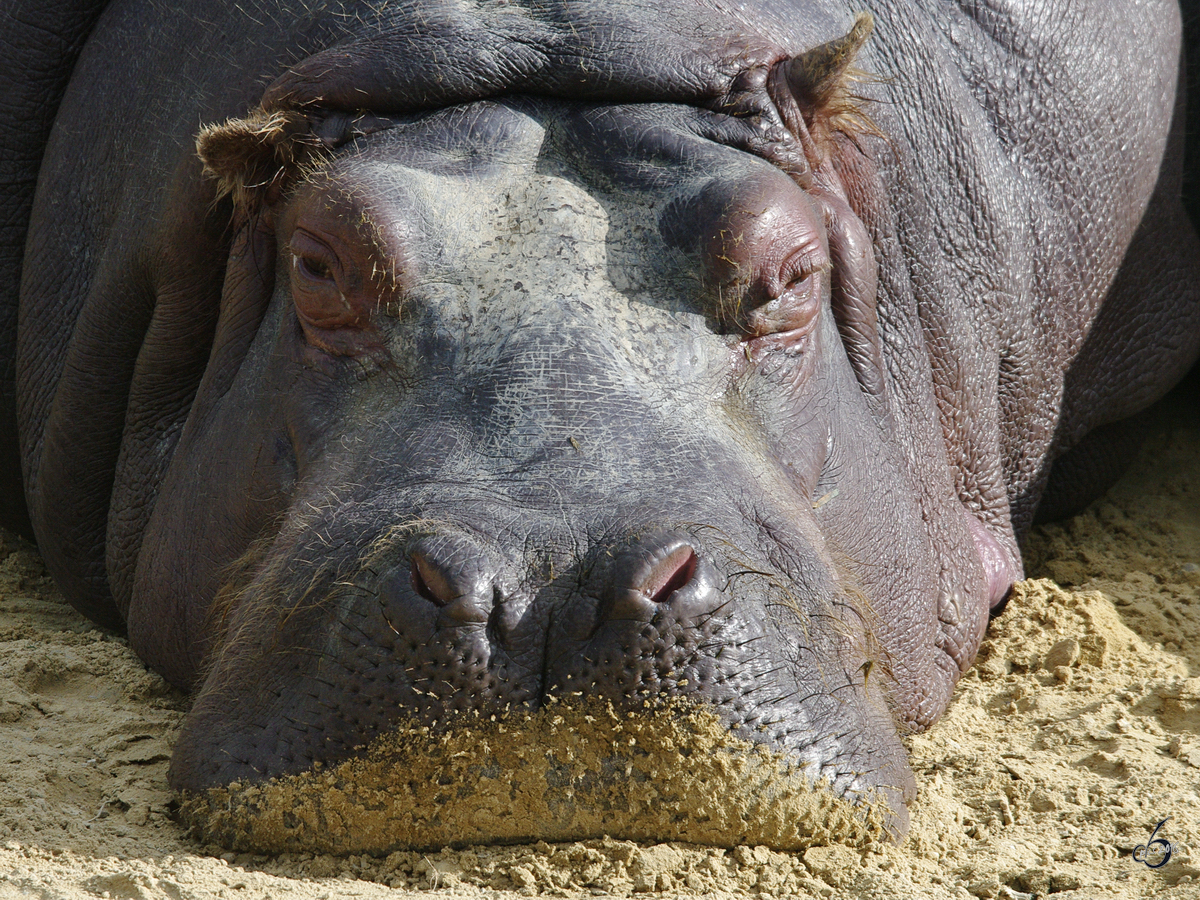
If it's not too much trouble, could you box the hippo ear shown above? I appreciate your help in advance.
[783,12,877,145]
[196,109,319,211]
[197,108,400,212]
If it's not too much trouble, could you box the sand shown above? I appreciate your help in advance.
[182,699,884,857]
[1,403,1198,899]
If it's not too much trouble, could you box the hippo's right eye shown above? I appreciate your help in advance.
[283,218,398,360]
[287,229,373,352]
[289,230,340,286]
[295,253,334,282]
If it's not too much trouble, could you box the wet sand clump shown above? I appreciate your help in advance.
[181,699,884,854]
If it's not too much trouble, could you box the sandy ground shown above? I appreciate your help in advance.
[1,396,1198,899]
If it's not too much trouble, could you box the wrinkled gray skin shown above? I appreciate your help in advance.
[3,0,1199,839]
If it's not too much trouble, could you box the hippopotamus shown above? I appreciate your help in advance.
[2,0,1198,851]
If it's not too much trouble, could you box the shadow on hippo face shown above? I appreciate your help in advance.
[140,46,999,851]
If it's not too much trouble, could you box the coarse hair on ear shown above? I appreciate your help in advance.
[195,108,321,212]
[777,12,881,156]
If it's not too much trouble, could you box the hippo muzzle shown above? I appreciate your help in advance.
[136,96,999,850]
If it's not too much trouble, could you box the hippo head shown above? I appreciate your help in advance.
[129,23,1012,852]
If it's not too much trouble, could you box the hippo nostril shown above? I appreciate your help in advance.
[641,545,698,603]
[594,533,718,627]
[404,535,506,627]
[410,552,456,606]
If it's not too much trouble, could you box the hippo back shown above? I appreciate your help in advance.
[0,0,108,537]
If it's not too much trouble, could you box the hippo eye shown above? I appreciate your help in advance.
[776,250,826,300]
[295,253,334,283]
[737,258,826,342]
[782,272,815,300]
[282,217,395,361]
[287,229,371,351]
[289,229,340,286]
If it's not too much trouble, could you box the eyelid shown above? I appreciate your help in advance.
[293,253,330,280]
[779,250,830,290]
[289,230,339,278]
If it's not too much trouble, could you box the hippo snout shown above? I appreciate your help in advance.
[407,532,500,620]
[169,520,915,851]
[402,529,719,641]
[548,531,728,697]
[558,531,718,637]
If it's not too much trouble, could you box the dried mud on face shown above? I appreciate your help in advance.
[2,403,1199,899]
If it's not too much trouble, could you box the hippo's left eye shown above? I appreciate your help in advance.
[686,173,830,350]
[738,260,826,341]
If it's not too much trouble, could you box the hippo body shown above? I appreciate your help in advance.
[2,0,1198,847]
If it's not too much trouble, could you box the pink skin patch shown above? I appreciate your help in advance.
[963,512,1019,612]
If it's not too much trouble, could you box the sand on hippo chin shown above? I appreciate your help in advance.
[181,699,885,856]
[1,401,1199,898]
